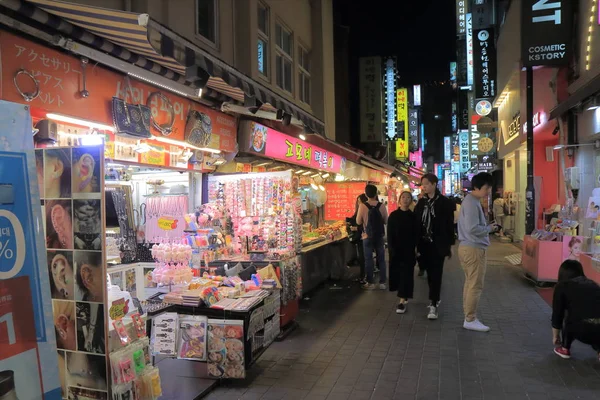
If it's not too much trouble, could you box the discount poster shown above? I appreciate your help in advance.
[0,101,61,399]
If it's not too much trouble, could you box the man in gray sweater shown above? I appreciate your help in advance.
[458,172,498,332]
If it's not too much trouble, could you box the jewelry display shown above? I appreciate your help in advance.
[13,69,40,101]
[147,92,175,136]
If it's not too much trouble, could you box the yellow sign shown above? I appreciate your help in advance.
[140,145,166,166]
[395,88,408,159]
[158,216,178,231]
[109,298,127,320]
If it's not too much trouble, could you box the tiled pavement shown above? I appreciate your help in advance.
[206,242,600,400]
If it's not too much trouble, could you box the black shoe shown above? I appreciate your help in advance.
[418,269,425,277]
[396,303,406,314]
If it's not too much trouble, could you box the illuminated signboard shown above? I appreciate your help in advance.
[395,88,408,159]
[444,136,452,163]
[466,13,474,86]
[413,84,422,106]
[408,108,419,152]
[384,57,397,141]
[456,0,469,35]
[473,28,497,99]
[459,130,471,172]
[522,111,545,132]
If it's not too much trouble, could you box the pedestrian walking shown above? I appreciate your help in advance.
[346,194,369,284]
[552,260,600,361]
[356,184,388,290]
[414,173,455,320]
[387,190,417,314]
[457,172,498,332]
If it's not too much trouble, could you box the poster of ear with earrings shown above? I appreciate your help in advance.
[0,101,61,399]
[38,142,107,400]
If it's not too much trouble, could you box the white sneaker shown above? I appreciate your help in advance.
[463,319,490,332]
[379,283,387,290]
[427,305,438,320]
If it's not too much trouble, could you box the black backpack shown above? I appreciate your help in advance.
[365,202,384,239]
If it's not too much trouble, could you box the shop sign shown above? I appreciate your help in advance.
[444,170,452,195]
[236,163,252,173]
[521,0,573,67]
[243,121,346,173]
[457,39,468,86]
[324,182,367,221]
[444,137,452,162]
[395,88,409,159]
[458,91,469,131]
[522,111,544,132]
[473,28,496,99]
[473,0,493,29]
[359,57,383,143]
[466,13,474,86]
[508,113,521,140]
[383,57,397,141]
[450,62,457,88]
[452,134,460,162]
[459,130,471,172]
[413,85,422,107]
[157,216,178,231]
[408,108,419,153]
[140,144,167,166]
[477,155,495,171]
[451,101,458,133]
[475,99,492,116]
[456,0,469,35]
[0,31,237,152]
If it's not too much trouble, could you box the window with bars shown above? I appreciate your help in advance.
[275,23,293,93]
[258,2,269,76]
[299,46,310,104]
[196,0,217,44]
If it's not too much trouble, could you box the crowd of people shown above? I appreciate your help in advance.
[346,173,600,361]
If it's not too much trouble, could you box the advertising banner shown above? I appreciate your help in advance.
[521,0,573,67]
[466,13,474,86]
[0,101,61,400]
[241,121,346,173]
[359,57,383,142]
[408,108,419,153]
[395,88,409,159]
[456,0,469,36]
[473,28,497,100]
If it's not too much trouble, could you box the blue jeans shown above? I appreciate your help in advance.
[363,237,386,284]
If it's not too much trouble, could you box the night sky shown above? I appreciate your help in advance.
[334,0,456,158]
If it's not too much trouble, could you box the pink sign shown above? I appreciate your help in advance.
[249,122,345,173]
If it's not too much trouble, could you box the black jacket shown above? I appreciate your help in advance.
[552,276,600,330]
[414,192,456,257]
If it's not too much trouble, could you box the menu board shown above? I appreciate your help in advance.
[324,182,367,221]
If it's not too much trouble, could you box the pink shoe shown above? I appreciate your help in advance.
[554,346,571,359]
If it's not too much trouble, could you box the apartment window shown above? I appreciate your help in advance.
[275,23,293,93]
[299,46,311,104]
[196,0,217,44]
[258,2,269,76]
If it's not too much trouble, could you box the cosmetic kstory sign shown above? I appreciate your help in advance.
[521,0,573,67]
[473,28,497,99]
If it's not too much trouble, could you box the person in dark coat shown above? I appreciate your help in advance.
[414,173,456,320]
[387,190,417,314]
[346,194,369,284]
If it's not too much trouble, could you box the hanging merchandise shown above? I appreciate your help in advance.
[150,242,194,286]
[144,195,188,241]
[112,77,152,139]
[147,92,175,136]
[184,109,212,147]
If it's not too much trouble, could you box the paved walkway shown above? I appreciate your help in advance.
[206,242,600,400]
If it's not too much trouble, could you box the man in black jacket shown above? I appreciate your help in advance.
[414,173,456,320]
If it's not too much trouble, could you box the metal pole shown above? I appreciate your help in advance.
[525,66,535,234]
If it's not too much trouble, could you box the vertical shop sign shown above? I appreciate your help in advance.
[457,39,468,86]
[444,170,452,196]
[466,13,474,86]
[413,85,422,107]
[456,0,469,35]
[473,28,497,99]
[459,130,471,173]
[444,137,452,162]
[450,61,457,85]
[451,101,458,133]
[359,57,383,142]
[408,108,419,153]
[383,57,398,141]
[395,88,409,159]
[473,0,493,29]
[0,101,61,400]
[521,0,573,67]
[458,90,469,131]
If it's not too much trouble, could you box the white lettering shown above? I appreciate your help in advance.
[532,0,561,11]
[533,10,561,24]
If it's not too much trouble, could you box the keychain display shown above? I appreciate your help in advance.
[113,319,131,346]
[131,313,146,338]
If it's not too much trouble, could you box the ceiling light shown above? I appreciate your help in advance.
[302,171,312,176]
[310,183,318,190]
[318,184,325,191]
[311,173,320,178]
[295,170,305,174]
[254,161,273,167]
[404,184,409,189]
[335,174,345,182]
[299,134,306,140]
[152,136,221,154]
[321,173,330,179]
[47,113,115,131]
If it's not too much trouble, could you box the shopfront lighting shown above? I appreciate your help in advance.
[311,183,318,190]
[335,174,345,182]
[151,136,221,154]
[299,134,306,140]
[302,171,312,176]
[318,184,325,191]
[47,113,115,132]
[586,2,596,71]
[80,135,104,146]
[128,72,202,98]
[254,161,273,167]
[294,170,305,174]
[321,173,330,179]
[404,184,409,189]
[311,173,320,178]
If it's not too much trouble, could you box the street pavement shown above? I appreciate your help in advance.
[205,241,600,400]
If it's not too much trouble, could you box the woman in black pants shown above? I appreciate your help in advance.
[388,190,417,313]
[347,194,369,284]
[414,173,456,320]
[552,260,600,361]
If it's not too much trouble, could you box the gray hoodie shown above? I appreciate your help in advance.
[458,194,492,249]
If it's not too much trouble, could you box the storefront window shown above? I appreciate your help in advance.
[258,2,269,77]
[275,23,293,93]
[196,0,217,45]
[299,46,311,104]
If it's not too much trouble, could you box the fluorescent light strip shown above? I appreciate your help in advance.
[151,136,221,154]
[47,113,115,132]
[128,72,202,98]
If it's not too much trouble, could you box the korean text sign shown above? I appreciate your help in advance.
[324,182,367,221]
[245,121,346,174]
[473,28,497,99]
[395,88,408,159]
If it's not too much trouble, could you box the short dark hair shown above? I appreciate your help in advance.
[421,173,438,185]
[365,184,378,199]
[558,259,585,283]
[471,172,493,190]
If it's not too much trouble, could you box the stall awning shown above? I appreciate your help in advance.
[15,0,325,134]
[549,73,600,120]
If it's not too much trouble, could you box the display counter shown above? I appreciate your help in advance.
[578,254,600,285]
[521,235,562,282]
[300,236,354,294]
